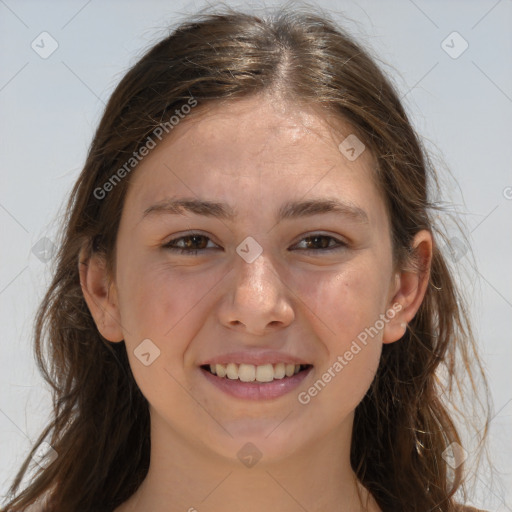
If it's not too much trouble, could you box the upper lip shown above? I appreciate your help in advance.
[199,351,312,367]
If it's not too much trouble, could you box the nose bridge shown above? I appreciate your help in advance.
[218,248,294,333]
[234,250,281,305]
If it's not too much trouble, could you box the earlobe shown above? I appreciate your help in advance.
[78,247,124,343]
[382,230,433,344]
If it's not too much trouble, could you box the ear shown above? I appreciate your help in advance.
[382,230,433,344]
[78,245,124,342]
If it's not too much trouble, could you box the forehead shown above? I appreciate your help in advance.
[123,96,386,228]
[149,97,366,173]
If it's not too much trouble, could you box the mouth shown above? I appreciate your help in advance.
[200,362,313,383]
[199,362,314,400]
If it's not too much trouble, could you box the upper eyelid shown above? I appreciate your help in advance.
[164,232,347,249]
[164,233,218,247]
[291,236,347,251]
[291,232,347,244]
[163,230,216,242]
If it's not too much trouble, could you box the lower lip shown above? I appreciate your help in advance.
[200,366,313,400]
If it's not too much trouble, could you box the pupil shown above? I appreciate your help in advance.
[311,236,328,248]
[188,235,204,248]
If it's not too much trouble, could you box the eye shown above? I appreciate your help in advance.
[292,234,347,252]
[162,232,346,256]
[162,233,219,255]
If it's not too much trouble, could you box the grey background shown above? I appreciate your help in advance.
[1,0,511,509]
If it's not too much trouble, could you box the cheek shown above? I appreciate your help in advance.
[116,253,210,339]
[296,263,389,345]
[293,265,387,409]
[114,254,228,381]
[114,255,218,406]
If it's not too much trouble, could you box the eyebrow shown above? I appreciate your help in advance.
[142,197,369,224]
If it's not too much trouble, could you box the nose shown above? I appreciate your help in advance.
[217,252,295,335]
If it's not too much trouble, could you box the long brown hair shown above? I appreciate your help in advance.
[2,6,489,511]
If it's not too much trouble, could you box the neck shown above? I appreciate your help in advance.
[115,409,380,512]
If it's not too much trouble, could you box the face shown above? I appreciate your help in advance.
[96,96,408,463]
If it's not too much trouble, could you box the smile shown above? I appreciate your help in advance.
[201,362,312,383]
[199,363,313,400]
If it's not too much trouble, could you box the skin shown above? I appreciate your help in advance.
[80,94,432,512]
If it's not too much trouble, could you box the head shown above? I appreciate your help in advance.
[5,6,486,512]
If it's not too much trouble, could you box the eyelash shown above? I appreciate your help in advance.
[162,233,347,255]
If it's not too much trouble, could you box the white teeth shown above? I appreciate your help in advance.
[238,363,256,382]
[215,364,226,378]
[255,364,274,382]
[226,363,238,380]
[273,362,286,379]
[285,363,295,377]
[206,362,305,382]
